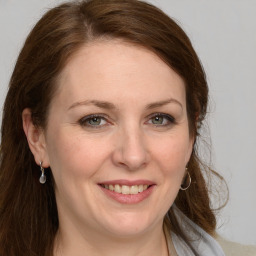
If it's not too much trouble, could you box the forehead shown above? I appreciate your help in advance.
[54,40,186,108]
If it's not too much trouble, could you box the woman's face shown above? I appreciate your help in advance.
[41,41,193,237]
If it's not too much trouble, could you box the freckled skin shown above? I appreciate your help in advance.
[38,40,193,254]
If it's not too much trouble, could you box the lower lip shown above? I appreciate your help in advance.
[99,185,155,204]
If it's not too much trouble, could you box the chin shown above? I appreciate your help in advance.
[100,211,161,238]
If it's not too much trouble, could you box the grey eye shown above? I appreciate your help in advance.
[88,117,102,126]
[79,115,107,127]
[148,113,175,126]
[151,116,164,124]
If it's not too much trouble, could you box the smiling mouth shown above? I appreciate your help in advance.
[100,184,150,195]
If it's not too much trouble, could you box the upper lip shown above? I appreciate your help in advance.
[98,179,155,186]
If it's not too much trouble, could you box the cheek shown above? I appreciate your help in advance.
[46,130,109,182]
[151,133,191,177]
[148,135,191,215]
[159,135,192,192]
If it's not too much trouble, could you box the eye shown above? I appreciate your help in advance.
[79,114,108,128]
[151,115,165,125]
[147,113,175,126]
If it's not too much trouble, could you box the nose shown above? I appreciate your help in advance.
[112,126,150,171]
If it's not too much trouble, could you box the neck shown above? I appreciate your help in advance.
[54,220,169,256]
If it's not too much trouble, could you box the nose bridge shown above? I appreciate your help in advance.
[113,122,149,170]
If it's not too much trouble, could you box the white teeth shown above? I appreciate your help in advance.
[114,184,121,193]
[130,185,138,194]
[121,185,130,194]
[138,184,144,193]
[103,184,149,195]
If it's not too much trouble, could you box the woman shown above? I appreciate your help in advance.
[0,0,253,255]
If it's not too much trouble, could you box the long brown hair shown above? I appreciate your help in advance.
[0,0,226,255]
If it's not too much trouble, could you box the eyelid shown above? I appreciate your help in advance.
[78,113,111,128]
[78,112,175,129]
[146,112,176,125]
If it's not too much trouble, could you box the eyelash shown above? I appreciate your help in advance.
[147,113,175,127]
[79,114,109,128]
[78,113,175,129]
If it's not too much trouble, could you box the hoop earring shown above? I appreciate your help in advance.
[180,169,191,191]
[39,161,46,184]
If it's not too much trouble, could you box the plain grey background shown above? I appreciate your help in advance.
[0,0,255,245]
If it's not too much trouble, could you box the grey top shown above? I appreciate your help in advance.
[166,206,226,256]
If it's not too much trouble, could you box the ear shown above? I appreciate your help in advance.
[185,135,195,164]
[22,108,50,168]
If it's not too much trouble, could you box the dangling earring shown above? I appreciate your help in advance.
[39,161,46,184]
[180,168,191,191]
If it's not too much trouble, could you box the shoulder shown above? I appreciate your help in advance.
[216,235,256,256]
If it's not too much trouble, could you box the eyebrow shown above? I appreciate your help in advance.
[68,98,183,111]
[68,100,116,110]
[146,98,183,110]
